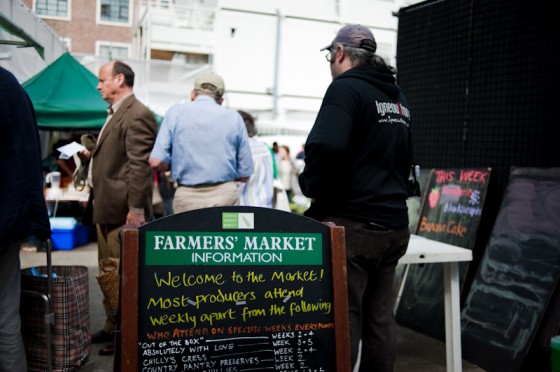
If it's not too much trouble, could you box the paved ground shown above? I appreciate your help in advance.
[20,242,485,372]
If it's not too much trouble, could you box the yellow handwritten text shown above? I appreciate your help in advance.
[195,289,256,308]
[241,307,267,322]
[153,272,224,288]
[264,287,304,299]
[270,270,319,283]
[147,295,190,309]
[199,308,236,326]
[418,217,468,237]
[149,312,197,328]
[289,300,332,316]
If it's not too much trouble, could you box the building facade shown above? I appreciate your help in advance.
[16,0,422,131]
[20,0,139,58]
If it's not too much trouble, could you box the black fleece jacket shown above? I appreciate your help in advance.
[299,63,411,229]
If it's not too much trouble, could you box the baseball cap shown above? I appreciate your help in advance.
[321,24,377,53]
[194,72,225,97]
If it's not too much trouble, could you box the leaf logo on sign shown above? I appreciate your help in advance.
[240,214,253,228]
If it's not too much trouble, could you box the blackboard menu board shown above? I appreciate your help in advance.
[119,206,349,371]
[415,168,491,246]
[461,167,560,371]
[397,168,491,339]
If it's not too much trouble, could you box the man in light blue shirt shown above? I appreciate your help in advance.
[149,72,253,213]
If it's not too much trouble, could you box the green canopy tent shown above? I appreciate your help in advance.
[23,52,108,129]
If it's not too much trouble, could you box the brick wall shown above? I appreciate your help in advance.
[20,0,137,54]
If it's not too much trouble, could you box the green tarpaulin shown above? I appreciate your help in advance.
[23,52,107,129]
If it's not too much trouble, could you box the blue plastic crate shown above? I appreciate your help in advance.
[49,218,89,250]
[51,227,77,250]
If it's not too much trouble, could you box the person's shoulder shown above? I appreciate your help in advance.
[221,105,241,115]
[126,96,156,116]
[324,77,357,101]
[221,107,244,122]
[129,95,151,111]
[0,67,17,85]
[329,74,360,89]
[0,67,27,100]
[164,101,190,116]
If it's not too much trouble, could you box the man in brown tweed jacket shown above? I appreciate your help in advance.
[81,60,157,355]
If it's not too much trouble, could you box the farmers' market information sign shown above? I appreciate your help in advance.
[119,206,349,372]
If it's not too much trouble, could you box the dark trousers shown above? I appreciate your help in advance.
[325,217,410,372]
[0,242,27,371]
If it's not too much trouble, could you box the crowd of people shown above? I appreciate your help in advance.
[2,23,412,372]
[65,63,308,357]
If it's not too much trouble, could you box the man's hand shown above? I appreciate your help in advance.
[149,157,169,171]
[78,149,91,162]
[126,210,145,227]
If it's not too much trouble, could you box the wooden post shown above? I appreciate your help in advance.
[120,228,138,371]
[330,225,351,372]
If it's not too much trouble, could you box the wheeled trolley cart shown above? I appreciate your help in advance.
[21,239,55,372]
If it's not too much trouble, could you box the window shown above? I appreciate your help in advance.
[35,0,69,19]
[97,43,130,59]
[99,0,130,24]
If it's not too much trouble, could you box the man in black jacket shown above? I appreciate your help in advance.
[299,25,412,372]
[0,67,51,371]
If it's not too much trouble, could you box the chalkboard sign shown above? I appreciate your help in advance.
[415,168,491,245]
[119,207,350,372]
[461,167,560,371]
[396,168,491,339]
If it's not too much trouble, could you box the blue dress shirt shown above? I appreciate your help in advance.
[150,95,253,186]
